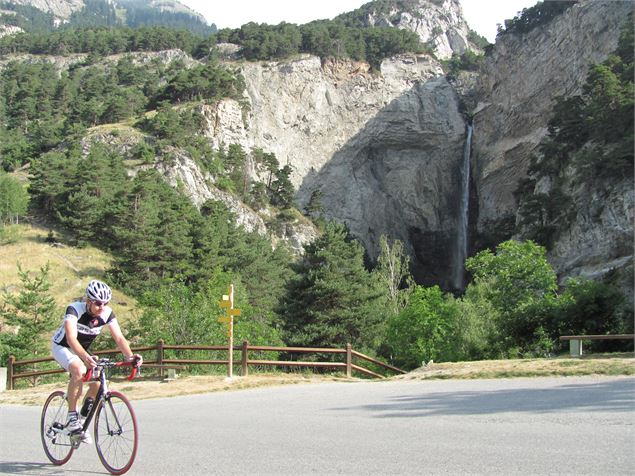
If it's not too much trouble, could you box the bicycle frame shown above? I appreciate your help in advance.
[42,357,141,475]
[44,359,139,447]
[80,360,139,436]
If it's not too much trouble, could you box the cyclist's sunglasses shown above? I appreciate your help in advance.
[91,300,109,306]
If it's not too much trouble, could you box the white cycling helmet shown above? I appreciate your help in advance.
[85,279,112,303]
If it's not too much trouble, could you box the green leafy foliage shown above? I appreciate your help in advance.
[0,264,58,363]
[140,103,205,147]
[0,172,29,225]
[0,1,55,32]
[553,278,634,352]
[373,235,414,316]
[497,1,578,38]
[0,54,244,170]
[129,275,284,371]
[0,26,201,56]
[214,18,424,69]
[111,169,197,288]
[384,285,459,368]
[465,240,559,355]
[442,50,484,79]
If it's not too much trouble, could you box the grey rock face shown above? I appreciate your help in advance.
[299,77,466,286]
[9,0,84,21]
[354,0,475,59]
[472,0,633,284]
[205,53,463,284]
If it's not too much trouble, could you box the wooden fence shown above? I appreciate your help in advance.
[5,340,405,390]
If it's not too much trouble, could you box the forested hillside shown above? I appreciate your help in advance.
[0,0,632,372]
[0,0,215,35]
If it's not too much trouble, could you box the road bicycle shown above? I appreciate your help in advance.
[40,358,141,475]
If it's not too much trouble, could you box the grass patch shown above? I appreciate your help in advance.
[3,356,633,407]
[397,355,635,380]
[0,223,138,326]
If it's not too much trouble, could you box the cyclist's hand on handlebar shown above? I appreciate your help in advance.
[84,354,97,369]
[127,354,143,366]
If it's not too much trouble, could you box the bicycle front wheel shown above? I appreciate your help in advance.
[94,391,138,475]
[41,390,74,465]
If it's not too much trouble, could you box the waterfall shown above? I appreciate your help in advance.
[452,124,472,291]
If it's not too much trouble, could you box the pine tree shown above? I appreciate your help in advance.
[0,264,58,363]
[282,222,384,352]
[111,169,196,290]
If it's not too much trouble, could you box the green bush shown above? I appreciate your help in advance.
[384,285,460,369]
[553,278,633,352]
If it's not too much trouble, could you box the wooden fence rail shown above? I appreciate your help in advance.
[6,340,405,390]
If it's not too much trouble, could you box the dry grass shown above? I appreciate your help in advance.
[2,355,633,407]
[396,354,635,380]
[0,223,137,325]
[0,372,352,406]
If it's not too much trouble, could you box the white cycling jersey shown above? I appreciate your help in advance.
[52,301,117,351]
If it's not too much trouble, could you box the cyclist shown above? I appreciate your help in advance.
[51,279,142,436]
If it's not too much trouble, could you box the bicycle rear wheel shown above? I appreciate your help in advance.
[40,390,74,465]
[94,391,138,475]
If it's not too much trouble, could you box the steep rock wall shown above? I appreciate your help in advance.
[10,0,84,21]
[204,54,465,284]
[356,0,474,59]
[301,77,466,286]
[472,0,631,242]
[472,0,633,287]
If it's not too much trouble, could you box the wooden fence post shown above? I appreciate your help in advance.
[241,341,249,377]
[7,355,15,391]
[346,344,352,378]
[157,339,164,378]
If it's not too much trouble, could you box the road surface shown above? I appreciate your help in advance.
[1,376,634,475]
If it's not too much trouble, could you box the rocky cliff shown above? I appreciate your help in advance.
[472,0,633,287]
[6,0,206,26]
[202,0,632,291]
[10,0,84,21]
[202,53,466,286]
[339,0,476,59]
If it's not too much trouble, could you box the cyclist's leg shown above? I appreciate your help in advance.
[52,344,85,413]
[85,381,100,401]
[67,360,87,413]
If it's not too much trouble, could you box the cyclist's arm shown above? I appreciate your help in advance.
[108,320,143,365]
[64,319,97,368]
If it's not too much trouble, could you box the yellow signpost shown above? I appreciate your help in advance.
[218,284,241,378]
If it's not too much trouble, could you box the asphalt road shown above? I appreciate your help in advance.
[1,376,634,475]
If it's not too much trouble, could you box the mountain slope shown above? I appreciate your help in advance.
[0,0,214,35]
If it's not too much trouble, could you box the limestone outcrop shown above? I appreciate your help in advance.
[345,0,476,59]
[472,0,633,284]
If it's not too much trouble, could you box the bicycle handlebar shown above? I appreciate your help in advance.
[82,358,141,382]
